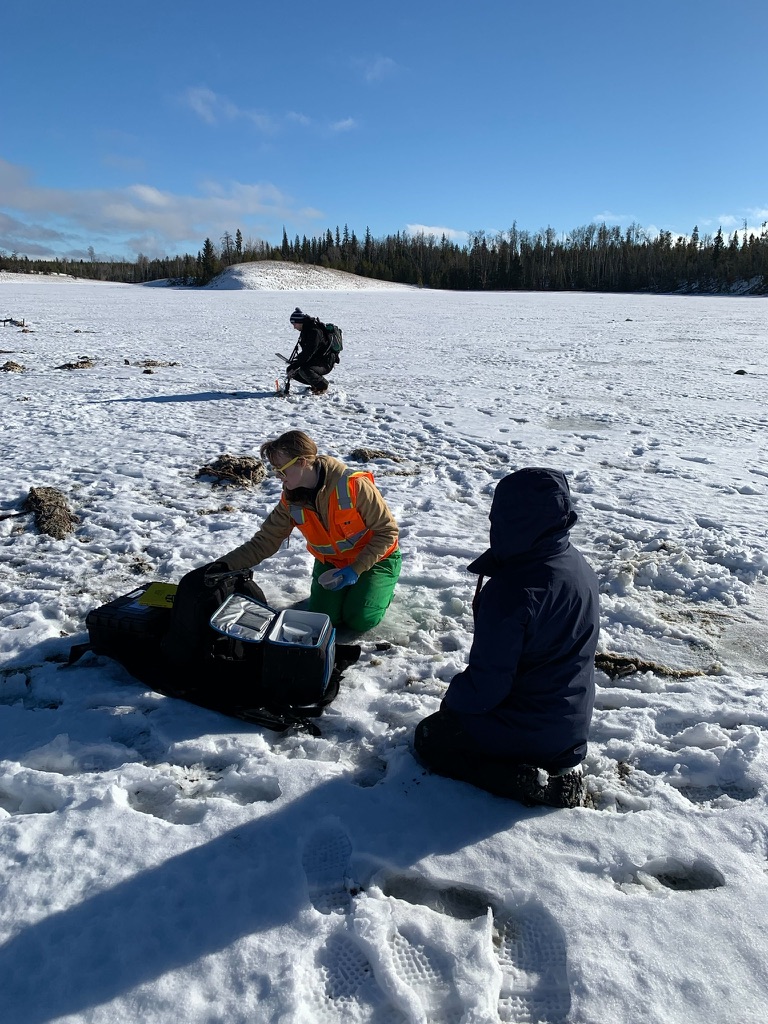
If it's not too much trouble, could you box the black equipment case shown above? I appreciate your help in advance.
[85,585,170,661]
[77,574,356,735]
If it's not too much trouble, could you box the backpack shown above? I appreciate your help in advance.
[160,563,266,667]
[314,319,343,364]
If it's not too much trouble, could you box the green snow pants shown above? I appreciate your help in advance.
[308,548,402,632]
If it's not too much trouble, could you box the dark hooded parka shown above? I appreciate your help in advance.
[442,468,600,769]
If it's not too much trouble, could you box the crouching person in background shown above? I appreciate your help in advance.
[414,468,599,809]
[214,430,401,633]
[284,308,337,395]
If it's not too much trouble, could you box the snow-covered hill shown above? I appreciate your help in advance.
[1,263,412,291]
[205,260,414,291]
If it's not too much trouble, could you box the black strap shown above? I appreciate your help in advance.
[237,705,322,736]
[314,319,336,361]
[472,575,485,620]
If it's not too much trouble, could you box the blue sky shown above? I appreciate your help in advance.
[2,0,766,261]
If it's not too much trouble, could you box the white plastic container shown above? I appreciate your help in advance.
[268,609,328,646]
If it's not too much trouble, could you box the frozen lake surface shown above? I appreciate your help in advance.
[1,267,767,1023]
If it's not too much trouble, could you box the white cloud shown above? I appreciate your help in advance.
[298,206,325,219]
[181,87,354,136]
[406,223,469,244]
[330,118,356,133]
[181,86,274,131]
[364,56,399,82]
[722,208,768,236]
[591,209,766,243]
[243,111,274,132]
[127,185,173,209]
[0,210,67,256]
[182,86,224,125]
[349,56,400,83]
[0,158,316,259]
[592,210,634,226]
[695,211,766,238]
[101,154,146,174]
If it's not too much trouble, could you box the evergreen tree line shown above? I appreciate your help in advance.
[2,221,767,294]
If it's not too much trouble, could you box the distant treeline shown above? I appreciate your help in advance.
[2,221,767,294]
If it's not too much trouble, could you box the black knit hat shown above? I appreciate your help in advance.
[289,307,305,324]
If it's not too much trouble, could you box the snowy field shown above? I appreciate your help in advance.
[1,265,767,1024]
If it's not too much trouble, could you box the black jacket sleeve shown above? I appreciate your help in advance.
[290,325,326,369]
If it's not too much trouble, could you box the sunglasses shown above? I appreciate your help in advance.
[272,455,301,477]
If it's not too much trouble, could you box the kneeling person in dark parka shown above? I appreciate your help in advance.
[414,467,599,808]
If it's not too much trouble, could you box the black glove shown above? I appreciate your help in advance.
[205,560,230,575]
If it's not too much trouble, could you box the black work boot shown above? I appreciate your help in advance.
[513,765,586,808]
[541,766,586,808]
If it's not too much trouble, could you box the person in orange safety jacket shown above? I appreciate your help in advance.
[214,430,401,632]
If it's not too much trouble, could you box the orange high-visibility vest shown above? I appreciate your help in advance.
[281,469,398,569]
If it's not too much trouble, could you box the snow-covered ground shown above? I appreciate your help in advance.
[1,266,767,1024]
